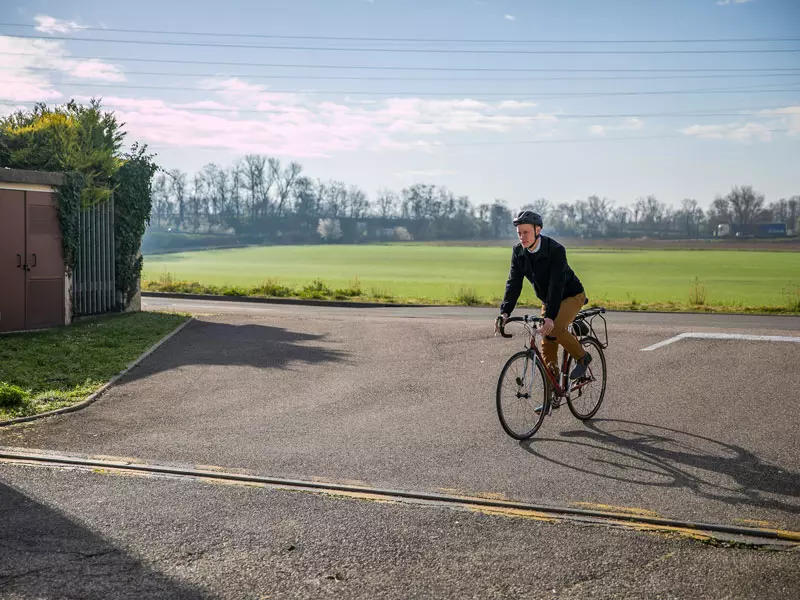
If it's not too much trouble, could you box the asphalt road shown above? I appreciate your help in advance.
[2,462,798,600]
[1,297,799,597]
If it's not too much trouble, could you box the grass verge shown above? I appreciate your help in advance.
[0,311,189,422]
[143,274,800,315]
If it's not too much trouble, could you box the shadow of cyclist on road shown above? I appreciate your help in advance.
[520,418,800,515]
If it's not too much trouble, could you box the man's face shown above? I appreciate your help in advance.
[517,224,540,247]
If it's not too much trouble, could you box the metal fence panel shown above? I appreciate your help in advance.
[73,198,116,316]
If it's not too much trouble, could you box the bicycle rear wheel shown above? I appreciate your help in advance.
[496,351,548,440]
[565,337,607,420]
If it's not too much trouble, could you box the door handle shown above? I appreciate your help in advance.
[30,253,37,268]
[16,254,22,268]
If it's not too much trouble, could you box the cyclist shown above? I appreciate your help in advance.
[493,210,592,382]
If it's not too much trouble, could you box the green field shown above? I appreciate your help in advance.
[142,244,800,312]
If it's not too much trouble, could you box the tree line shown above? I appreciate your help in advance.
[150,155,798,243]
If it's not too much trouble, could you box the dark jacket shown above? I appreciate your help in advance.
[500,235,584,320]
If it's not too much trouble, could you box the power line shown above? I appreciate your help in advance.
[2,80,797,98]
[1,22,799,44]
[3,51,799,74]
[7,65,800,83]
[7,34,800,54]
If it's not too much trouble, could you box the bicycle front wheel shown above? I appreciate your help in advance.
[496,351,548,440]
[565,337,607,420]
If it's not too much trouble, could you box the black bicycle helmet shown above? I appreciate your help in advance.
[512,210,543,227]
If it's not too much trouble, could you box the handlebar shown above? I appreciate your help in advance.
[495,315,544,338]
[496,307,606,339]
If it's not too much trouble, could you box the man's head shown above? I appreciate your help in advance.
[513,210,543,248]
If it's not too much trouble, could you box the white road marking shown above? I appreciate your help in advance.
[641,332,800,351]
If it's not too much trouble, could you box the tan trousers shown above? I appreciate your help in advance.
[540,292,586,371]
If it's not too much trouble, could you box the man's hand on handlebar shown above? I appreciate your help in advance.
[494,313,509,336]
[539,317,554,337]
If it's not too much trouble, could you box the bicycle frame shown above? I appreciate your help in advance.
[526,330,594,398]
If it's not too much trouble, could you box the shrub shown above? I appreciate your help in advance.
[0,382,29,408]
[253,279,295,298]
[689,277,707,306]
[300,279,333,299]
[455,287,482,306]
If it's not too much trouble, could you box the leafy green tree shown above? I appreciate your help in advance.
[0,99,124,206]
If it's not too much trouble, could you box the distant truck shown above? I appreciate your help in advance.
[717,223,787,238]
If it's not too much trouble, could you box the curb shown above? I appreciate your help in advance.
[0,317,194,428]
[141,291,800,318]
[141,291,449,309]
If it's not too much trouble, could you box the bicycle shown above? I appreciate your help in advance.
[495,307,609,440]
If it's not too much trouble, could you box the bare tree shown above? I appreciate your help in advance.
[186,173,208,232]
[611,206,630,233]
[150,172,171,229]
[788,196,800,233]
[726,185,764,226]
[585,195,613,231]
[241,154,274,221]
[521,198,551,219]
[768,198,790,224]
[167,169,187,231]
[346,185,370,218]
[634,195,667,228]
[375,188,398,219]
[323,180,348,218]
[270,158,303,218]
[680,198,705,237]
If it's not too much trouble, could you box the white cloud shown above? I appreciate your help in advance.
[0,35,566,159]
[588,117,643,137]
[0,37,64,104]
[758,105,800,136]
[33,15,86,34]
[55,80,563,158]
[0,28,124,110]
[504,14,516,20]
[681,105,799,141]
[716,0,756,5]
[53,58,125,82]
[681,122,773,142]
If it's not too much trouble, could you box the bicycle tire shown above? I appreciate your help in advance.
[496,350,549,440]
[564,337,607,420]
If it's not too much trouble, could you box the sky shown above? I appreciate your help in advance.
[1,0,799,212]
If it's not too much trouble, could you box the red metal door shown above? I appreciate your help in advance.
[24,191,64,330]
[0,189,27,333]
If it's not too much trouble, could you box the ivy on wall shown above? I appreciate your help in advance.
[113,143,159,305]
[56,171,85,276]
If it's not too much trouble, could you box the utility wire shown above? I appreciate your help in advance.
[6,34,800,54]
[7,65,800,82]
[3,51,798,73]
[2,22,800,44]
[2,80,796,98]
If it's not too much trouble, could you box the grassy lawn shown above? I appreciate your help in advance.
[142,244,800,313]
[0,311,188,421]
